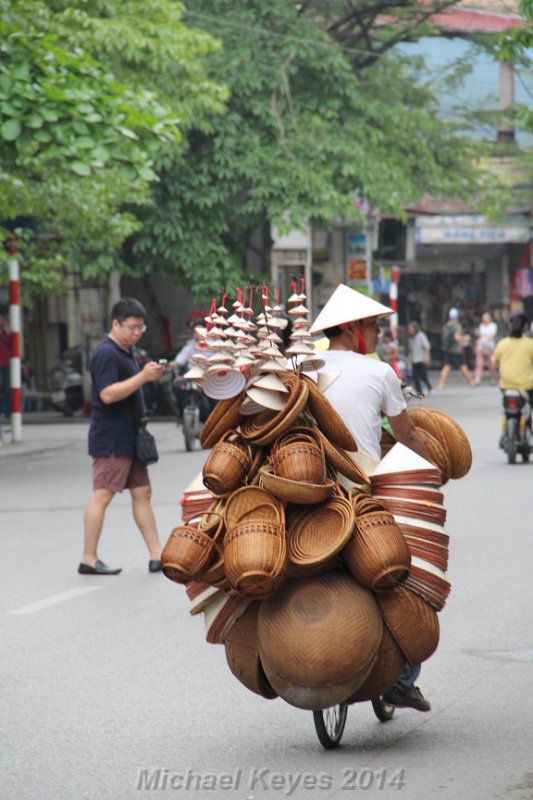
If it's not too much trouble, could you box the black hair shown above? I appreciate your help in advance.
[509,312,527,338]
[323,325,344,340]
[111,297,146,323]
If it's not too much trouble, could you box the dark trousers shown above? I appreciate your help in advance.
[412,362,432,395]
[0,364,10,416]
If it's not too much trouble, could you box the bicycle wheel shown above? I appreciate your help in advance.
[313,703,348,749]
[371,698,395,722]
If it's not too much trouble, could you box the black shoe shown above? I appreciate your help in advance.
[149,559,162,573]
[78,559,122,575]
[382,685,431,712]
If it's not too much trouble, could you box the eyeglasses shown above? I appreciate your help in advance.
[121,323,147,334]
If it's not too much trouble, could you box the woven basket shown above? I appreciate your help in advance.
[347,625,404,703]
[200,391,246,449]
[342,495,411,591]
[224,602,278,699]
[377,585,440,666]
[259,465,335,505]
[161,524,220,584]
[257,571,382,710]
[240,374,309,446]
[272,441,326,484]
[287,493,354,567]
[430,409,472,479]
[223,519,287,599]
[223,485,284,530]
[414,426,451,484]
[300,374,357,452]
[202,430,252,495]
[316,429,370,486]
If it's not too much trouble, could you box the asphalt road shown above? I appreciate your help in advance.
[1,377,533,800]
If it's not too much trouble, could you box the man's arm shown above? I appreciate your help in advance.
[100,361,163,404]
[387,409,430,460]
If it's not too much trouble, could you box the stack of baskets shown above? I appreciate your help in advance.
[162,372,472,710]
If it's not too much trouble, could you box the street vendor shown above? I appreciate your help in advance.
[309,283,431,712]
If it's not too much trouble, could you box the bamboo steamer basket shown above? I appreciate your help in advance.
[223,519,287,599]
[347,626,404,703]
[377,585,440,666]
[224,602,278,699]
[202,430,252,495]
[257,571,382,710]
[342,493,411,591]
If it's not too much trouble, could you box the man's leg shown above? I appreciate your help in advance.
[437,363,450,390]
[130,485,162,560]
[460,364,475,387]
[82,488,115,565]
[382,662,431,712]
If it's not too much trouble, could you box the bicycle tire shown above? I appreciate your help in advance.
[313,703,348,749]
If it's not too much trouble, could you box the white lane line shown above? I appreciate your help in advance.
[8,586,103,615]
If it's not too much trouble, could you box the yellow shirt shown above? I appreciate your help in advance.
[493,336,533,391]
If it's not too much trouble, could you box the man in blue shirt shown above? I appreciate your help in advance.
[79,298,165,575]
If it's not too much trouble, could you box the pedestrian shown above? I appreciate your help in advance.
[407,321,432,396]
[473,311,498,385]
[436,308,475,390]
[377,329,403,379]
[79,298,165,576]
[309,283,431,712]
[0,313,12,419]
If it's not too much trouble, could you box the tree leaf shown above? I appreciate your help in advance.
[1,118,21,141]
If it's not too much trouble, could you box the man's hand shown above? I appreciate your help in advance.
[141,361,165,383]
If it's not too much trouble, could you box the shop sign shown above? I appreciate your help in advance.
[415,214,531,244]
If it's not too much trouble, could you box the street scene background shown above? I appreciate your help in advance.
[1,376,532,800]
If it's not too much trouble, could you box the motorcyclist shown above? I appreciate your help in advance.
[171,310,212,422]
[493,312,533,431]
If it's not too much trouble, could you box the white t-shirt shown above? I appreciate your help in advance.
[316,350,406,459]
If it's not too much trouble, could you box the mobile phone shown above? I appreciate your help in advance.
[158,359,168,365]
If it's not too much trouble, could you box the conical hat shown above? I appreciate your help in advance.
[309,284,393,334]
[369,442,436,476]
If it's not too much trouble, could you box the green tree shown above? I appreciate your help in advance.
[131,0,483,298]
[0,0,226,291]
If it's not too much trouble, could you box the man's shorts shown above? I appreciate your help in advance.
[443,352,466,369]
[92,455,150,493]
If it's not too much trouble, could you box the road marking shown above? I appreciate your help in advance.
[8,586,103,615]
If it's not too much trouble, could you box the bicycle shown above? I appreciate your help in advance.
[312,698,395,749]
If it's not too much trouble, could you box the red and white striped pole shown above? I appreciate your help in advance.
[389,265,400,340]
[8,236,22,442]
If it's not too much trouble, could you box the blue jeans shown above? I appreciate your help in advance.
[396,662,421,690]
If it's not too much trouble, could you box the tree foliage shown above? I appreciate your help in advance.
[0,0,226,291]
[131,0,482,297]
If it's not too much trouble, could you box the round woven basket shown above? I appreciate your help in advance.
[223,519,287,599]
[259,465,335,505]
[413,426,451,484]
[271,440,326,484]
[258,571,382,710]
[223,485,284,530]
[202,430,252,495]
[224,602,278,699]
[240,374,309,446]
[342,498,411,591]
[430,409,472,479]
[300,374,357,452]
[287,493,354,567]
[200,391,246,449]
[347,625,404,703]
[377,585,440,666]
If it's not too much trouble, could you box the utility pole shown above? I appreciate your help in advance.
[7,235,22,442]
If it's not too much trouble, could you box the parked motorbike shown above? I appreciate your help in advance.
[499,388,532,464]
[174,374,216,451]
[134,348,179,418]
[48,345,84,417]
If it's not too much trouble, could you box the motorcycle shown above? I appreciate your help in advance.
[174,373,216,451]
[499,388,532,464]
[134,348,179,418]
[48,345,84,417]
